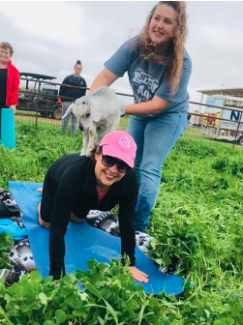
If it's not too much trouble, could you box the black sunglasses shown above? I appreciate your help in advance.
[101,155,130,174]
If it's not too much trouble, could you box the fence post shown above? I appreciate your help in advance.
[35,80,41,127]
[233,111,242,149]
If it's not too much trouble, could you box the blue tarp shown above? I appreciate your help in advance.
[8,181,185,295]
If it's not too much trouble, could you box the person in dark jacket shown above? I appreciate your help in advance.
[0,42,20,140]
[59,60,87,135]
[38,130,149,283]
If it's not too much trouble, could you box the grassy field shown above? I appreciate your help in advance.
[15,112,242,150]
[15,112,130,129]
[1,120,243,324]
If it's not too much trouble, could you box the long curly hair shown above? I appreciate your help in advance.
[136,1,188,94]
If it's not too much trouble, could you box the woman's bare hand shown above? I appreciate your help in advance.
[129,266,149,283]
[9,105,16,114]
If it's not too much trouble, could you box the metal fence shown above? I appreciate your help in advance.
[16,77,243,149]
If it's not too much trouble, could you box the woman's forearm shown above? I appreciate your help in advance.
[124,96,172,115]
[89,69,119,95]
[88,74,108,95]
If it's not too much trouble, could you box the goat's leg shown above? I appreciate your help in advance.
[96,117,120,144]
[81,130,89,156]
[107,121,119,133]
[96,128,109,143]
[86,123,96,156]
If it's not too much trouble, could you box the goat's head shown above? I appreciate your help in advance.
[62,95,101,132]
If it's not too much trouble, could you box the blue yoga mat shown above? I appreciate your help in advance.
[8,181,185,295]
[0,108,16,149]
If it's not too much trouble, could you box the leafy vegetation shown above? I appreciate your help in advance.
[0,233,13,270]
[0,122,82,188]
[0,121,243,324]
[0,259,186,325]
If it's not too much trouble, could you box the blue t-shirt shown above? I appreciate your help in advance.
[104,36,192,116]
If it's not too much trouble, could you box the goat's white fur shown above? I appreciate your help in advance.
[62,86,121,156]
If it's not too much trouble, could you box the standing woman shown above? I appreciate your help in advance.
[59,60,87,135]
[89,1,192,233]
[0,42,20,140]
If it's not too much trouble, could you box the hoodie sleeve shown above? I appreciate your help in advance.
[59,76,69,99]
[118,170,138,266]
[9,67,20,105]
[49,164,81,280]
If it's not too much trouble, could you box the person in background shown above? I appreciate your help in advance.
[38,130,149,283]
[0,42,20,140]
[89,1,192,233]
[59,60,87,135]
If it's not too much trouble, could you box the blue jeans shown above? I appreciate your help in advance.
[61,102,77,135]
[127,113,188,232]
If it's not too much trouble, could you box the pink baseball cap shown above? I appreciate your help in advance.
[99,131,137,168]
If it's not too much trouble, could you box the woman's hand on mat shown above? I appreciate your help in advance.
[9,105,16,114]
[129,266,149,283]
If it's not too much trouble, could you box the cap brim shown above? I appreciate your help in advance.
[102,145,134,168]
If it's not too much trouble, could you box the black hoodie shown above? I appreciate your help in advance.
[41,154,138,280]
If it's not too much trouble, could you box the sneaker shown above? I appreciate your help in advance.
[0,191,23,219]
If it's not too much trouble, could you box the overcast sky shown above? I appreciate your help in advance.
[1,1,243,110]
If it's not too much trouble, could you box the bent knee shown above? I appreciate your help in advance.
[70,212,85,223]
[39,217,50,228]
[38,203,50,228]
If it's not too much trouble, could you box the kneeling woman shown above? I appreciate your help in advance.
[39,130,149,283]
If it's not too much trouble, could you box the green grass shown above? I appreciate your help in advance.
[0,122,83,188]
[1,120,243,324]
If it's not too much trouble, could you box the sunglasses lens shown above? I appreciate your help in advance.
[117,161,129,173]
[102,155,129,173]
[102,155,116,167]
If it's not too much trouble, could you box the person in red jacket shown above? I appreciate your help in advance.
[0,42,20,140]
